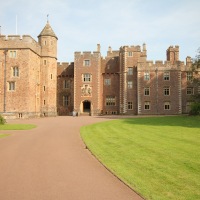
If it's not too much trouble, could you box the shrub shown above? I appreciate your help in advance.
[0,115,6,125]
[189,102,200,115]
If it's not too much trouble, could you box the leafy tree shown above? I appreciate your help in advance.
[0,115,6,125]
[190,48,200,115]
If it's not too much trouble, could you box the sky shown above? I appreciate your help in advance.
[0,0,200,62]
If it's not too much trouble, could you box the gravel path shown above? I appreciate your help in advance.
[0,116,143,200]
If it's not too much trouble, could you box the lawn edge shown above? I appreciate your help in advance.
[81,132,145,200]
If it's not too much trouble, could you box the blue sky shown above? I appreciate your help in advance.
[0,0,200,62]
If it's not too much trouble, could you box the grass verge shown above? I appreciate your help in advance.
[0,124,36,130]
[0,134,10,138]
[81,116,200,200]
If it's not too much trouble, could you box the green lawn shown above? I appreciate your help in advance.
[0,124,36,130]
[0,134,9,138]
[81,116,200,200]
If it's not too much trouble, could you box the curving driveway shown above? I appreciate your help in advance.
[0,116,143,200]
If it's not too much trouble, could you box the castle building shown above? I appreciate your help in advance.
[0,22,199,118]
[0,22,57,118]
[57,44,198,116]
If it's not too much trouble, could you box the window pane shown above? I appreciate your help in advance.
[186,72,192,81]
[64,80,70,88]
[83,73,91,82]
[144,72,150,80]
[9,82,15,91]
[104,78,111,85]
[144,87,150,95]
[186,87,194,95]
[144,102,150,110]
[106,96,116,106]
[128,67,133,75]
[164,87,170,95]
[164,102,170,110]
[164,71,170,80]
[128,81,133,89]
[84,60,90,66]
[128,102,133,110]
[63,96,69,106]
[13,67,19,77]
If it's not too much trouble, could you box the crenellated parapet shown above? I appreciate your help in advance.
[137,59,185,71]
[0,35,41,55]
[74,51,101,62]
[120,45,141,52]
[74,51,100,56]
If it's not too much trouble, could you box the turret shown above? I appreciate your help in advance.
[38,21,58,59]
[38,21,58,117]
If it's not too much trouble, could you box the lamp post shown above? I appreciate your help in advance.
[3,49,8,113]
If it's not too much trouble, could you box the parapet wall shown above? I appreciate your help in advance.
[138,60,185,70]
[0,35,41,55]
[75,51,100,56]
[120,45,141,52]
[106,50,119,57]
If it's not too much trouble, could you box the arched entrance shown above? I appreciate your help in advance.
[83,100,91,113]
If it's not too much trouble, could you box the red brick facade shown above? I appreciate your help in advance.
[0,22,58,119]
[57,44,199,116]
[1,23,199,118]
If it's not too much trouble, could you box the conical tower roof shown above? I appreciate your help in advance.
[38,22,58,39]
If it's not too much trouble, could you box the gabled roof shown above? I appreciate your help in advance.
[38,22,58,39]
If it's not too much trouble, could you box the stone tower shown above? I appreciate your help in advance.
[38,21,58,116]
[74,45,102,115]
[166,45,179,62]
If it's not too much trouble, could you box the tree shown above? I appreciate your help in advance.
[190,48,200,115]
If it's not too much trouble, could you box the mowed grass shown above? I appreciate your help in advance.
[0,134,9,138]
[81,116,200,200]
[0,124,36,130]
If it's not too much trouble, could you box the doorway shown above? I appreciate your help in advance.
[83,101,91,113]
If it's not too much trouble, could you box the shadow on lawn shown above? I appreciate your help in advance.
[94,115,200,129]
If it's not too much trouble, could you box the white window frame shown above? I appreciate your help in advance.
[13,66,19,77]
[84,60,90,66]
[104,78,111,85]
[144,102,150,110]
[186,72,193,81]
[144,87,150,96]
[186,87,194,95]
[9,82,15,91]
[164,87,170,96]
[144,72,150,80]
[128,81,133,89]
[128,67,133,75]
[128,102,133,110]
[106,96,116,106]
[128,52,133,57]
[164,71,170,80]
[164,102,170,110]
[83,73,91,82]
[9,51,17,58]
